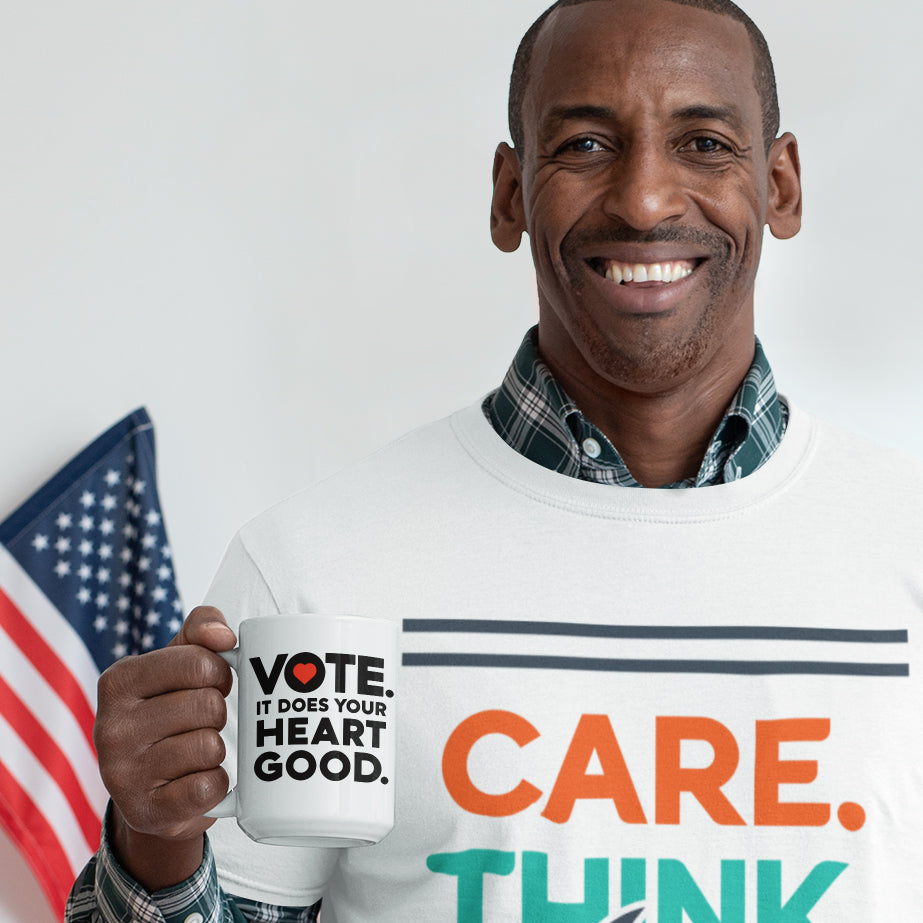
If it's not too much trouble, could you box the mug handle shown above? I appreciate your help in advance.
[205,647,240,819]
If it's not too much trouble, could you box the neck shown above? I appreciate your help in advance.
[580,385,738,487]
[537,332,755,488]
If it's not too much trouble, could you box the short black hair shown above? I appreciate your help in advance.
[508,0,780,156]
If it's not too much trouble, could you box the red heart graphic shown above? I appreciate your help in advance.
[293,662,317,685]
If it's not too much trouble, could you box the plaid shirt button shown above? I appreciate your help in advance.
[582,438,602,458]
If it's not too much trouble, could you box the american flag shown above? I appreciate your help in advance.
[0,408,182,916]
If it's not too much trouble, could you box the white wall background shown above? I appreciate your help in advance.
[0,1,920,919]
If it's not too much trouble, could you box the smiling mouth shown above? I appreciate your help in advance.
[589,258,701,284]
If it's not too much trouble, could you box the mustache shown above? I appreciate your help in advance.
[562,223,731,256]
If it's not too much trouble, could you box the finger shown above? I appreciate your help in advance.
[101,726,226,807]
[121,767,230,841]
[96,681,228,768]
[151,768,231,834]
[143,728,227,785]
[171,606,237,652]
[133,686,228,743]
[98,644,233,703]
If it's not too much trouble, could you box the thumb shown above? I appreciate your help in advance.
[170,605,237,652]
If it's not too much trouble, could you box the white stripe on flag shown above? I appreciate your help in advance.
[0,544,99,711]
[0,623,106,811]
[0,710,91,878]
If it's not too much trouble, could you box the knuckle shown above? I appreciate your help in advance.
[192,768,229,809]
[183,728,225,768]
[94,709,137,761]
[96,658,132,703]
[186,649,222,689]
[198,686,227,726]
[93,719,115,756]
[96,666,115,698]
[204,729,227,765]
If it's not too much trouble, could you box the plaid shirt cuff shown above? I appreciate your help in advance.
[65,804,238,923]
[65,806,321,923]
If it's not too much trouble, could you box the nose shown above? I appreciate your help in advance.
[601,144,688,231]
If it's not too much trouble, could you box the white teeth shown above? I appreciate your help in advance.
[599,260,695,284]
[604,263,623,283]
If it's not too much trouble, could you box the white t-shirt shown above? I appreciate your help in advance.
[206,400,923,922]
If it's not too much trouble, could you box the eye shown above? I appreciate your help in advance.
[694,137,723,153]
[681,136,731,155]
[556,136,606,155]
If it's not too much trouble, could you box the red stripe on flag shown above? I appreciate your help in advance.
[0,586,96,752]
[0,759,84,919]
[0,674,101,849]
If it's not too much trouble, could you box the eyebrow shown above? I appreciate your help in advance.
[538,104,618,144]
[670,104,747,136]
[538,102,749,143]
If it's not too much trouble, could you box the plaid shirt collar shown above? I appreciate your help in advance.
[484,326,787,488]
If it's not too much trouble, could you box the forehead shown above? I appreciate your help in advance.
[524,0,761,139]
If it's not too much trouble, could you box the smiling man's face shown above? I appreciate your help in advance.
[491,0,801,399]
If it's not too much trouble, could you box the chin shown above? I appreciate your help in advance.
[577,317,714,392]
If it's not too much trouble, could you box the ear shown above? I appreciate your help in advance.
[490,142,527,252]
[765,131,802,240]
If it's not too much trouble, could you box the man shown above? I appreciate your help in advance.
[67,0,923,920]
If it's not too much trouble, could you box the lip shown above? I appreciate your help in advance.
[581,255,706,315]
[581,243,710,265]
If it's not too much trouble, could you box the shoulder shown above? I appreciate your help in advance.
[802,406,923,481]
[789,401,923,523]
[231,401,501,569]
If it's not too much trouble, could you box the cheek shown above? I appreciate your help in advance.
[525,171,595,247]
[698,185,764,260]
[524,203,568,285]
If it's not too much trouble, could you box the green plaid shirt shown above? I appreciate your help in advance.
[484,327,787,487]
[65,329,786,923]
[65,789,323,917]
[65,808,320,922]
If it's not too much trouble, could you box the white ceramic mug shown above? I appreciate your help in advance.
[207,613,399,847]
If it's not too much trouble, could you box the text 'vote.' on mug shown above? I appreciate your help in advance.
[207,613,399,848]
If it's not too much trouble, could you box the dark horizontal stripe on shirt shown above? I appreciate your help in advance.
[403,619,908,644]
[402,652,910,676]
